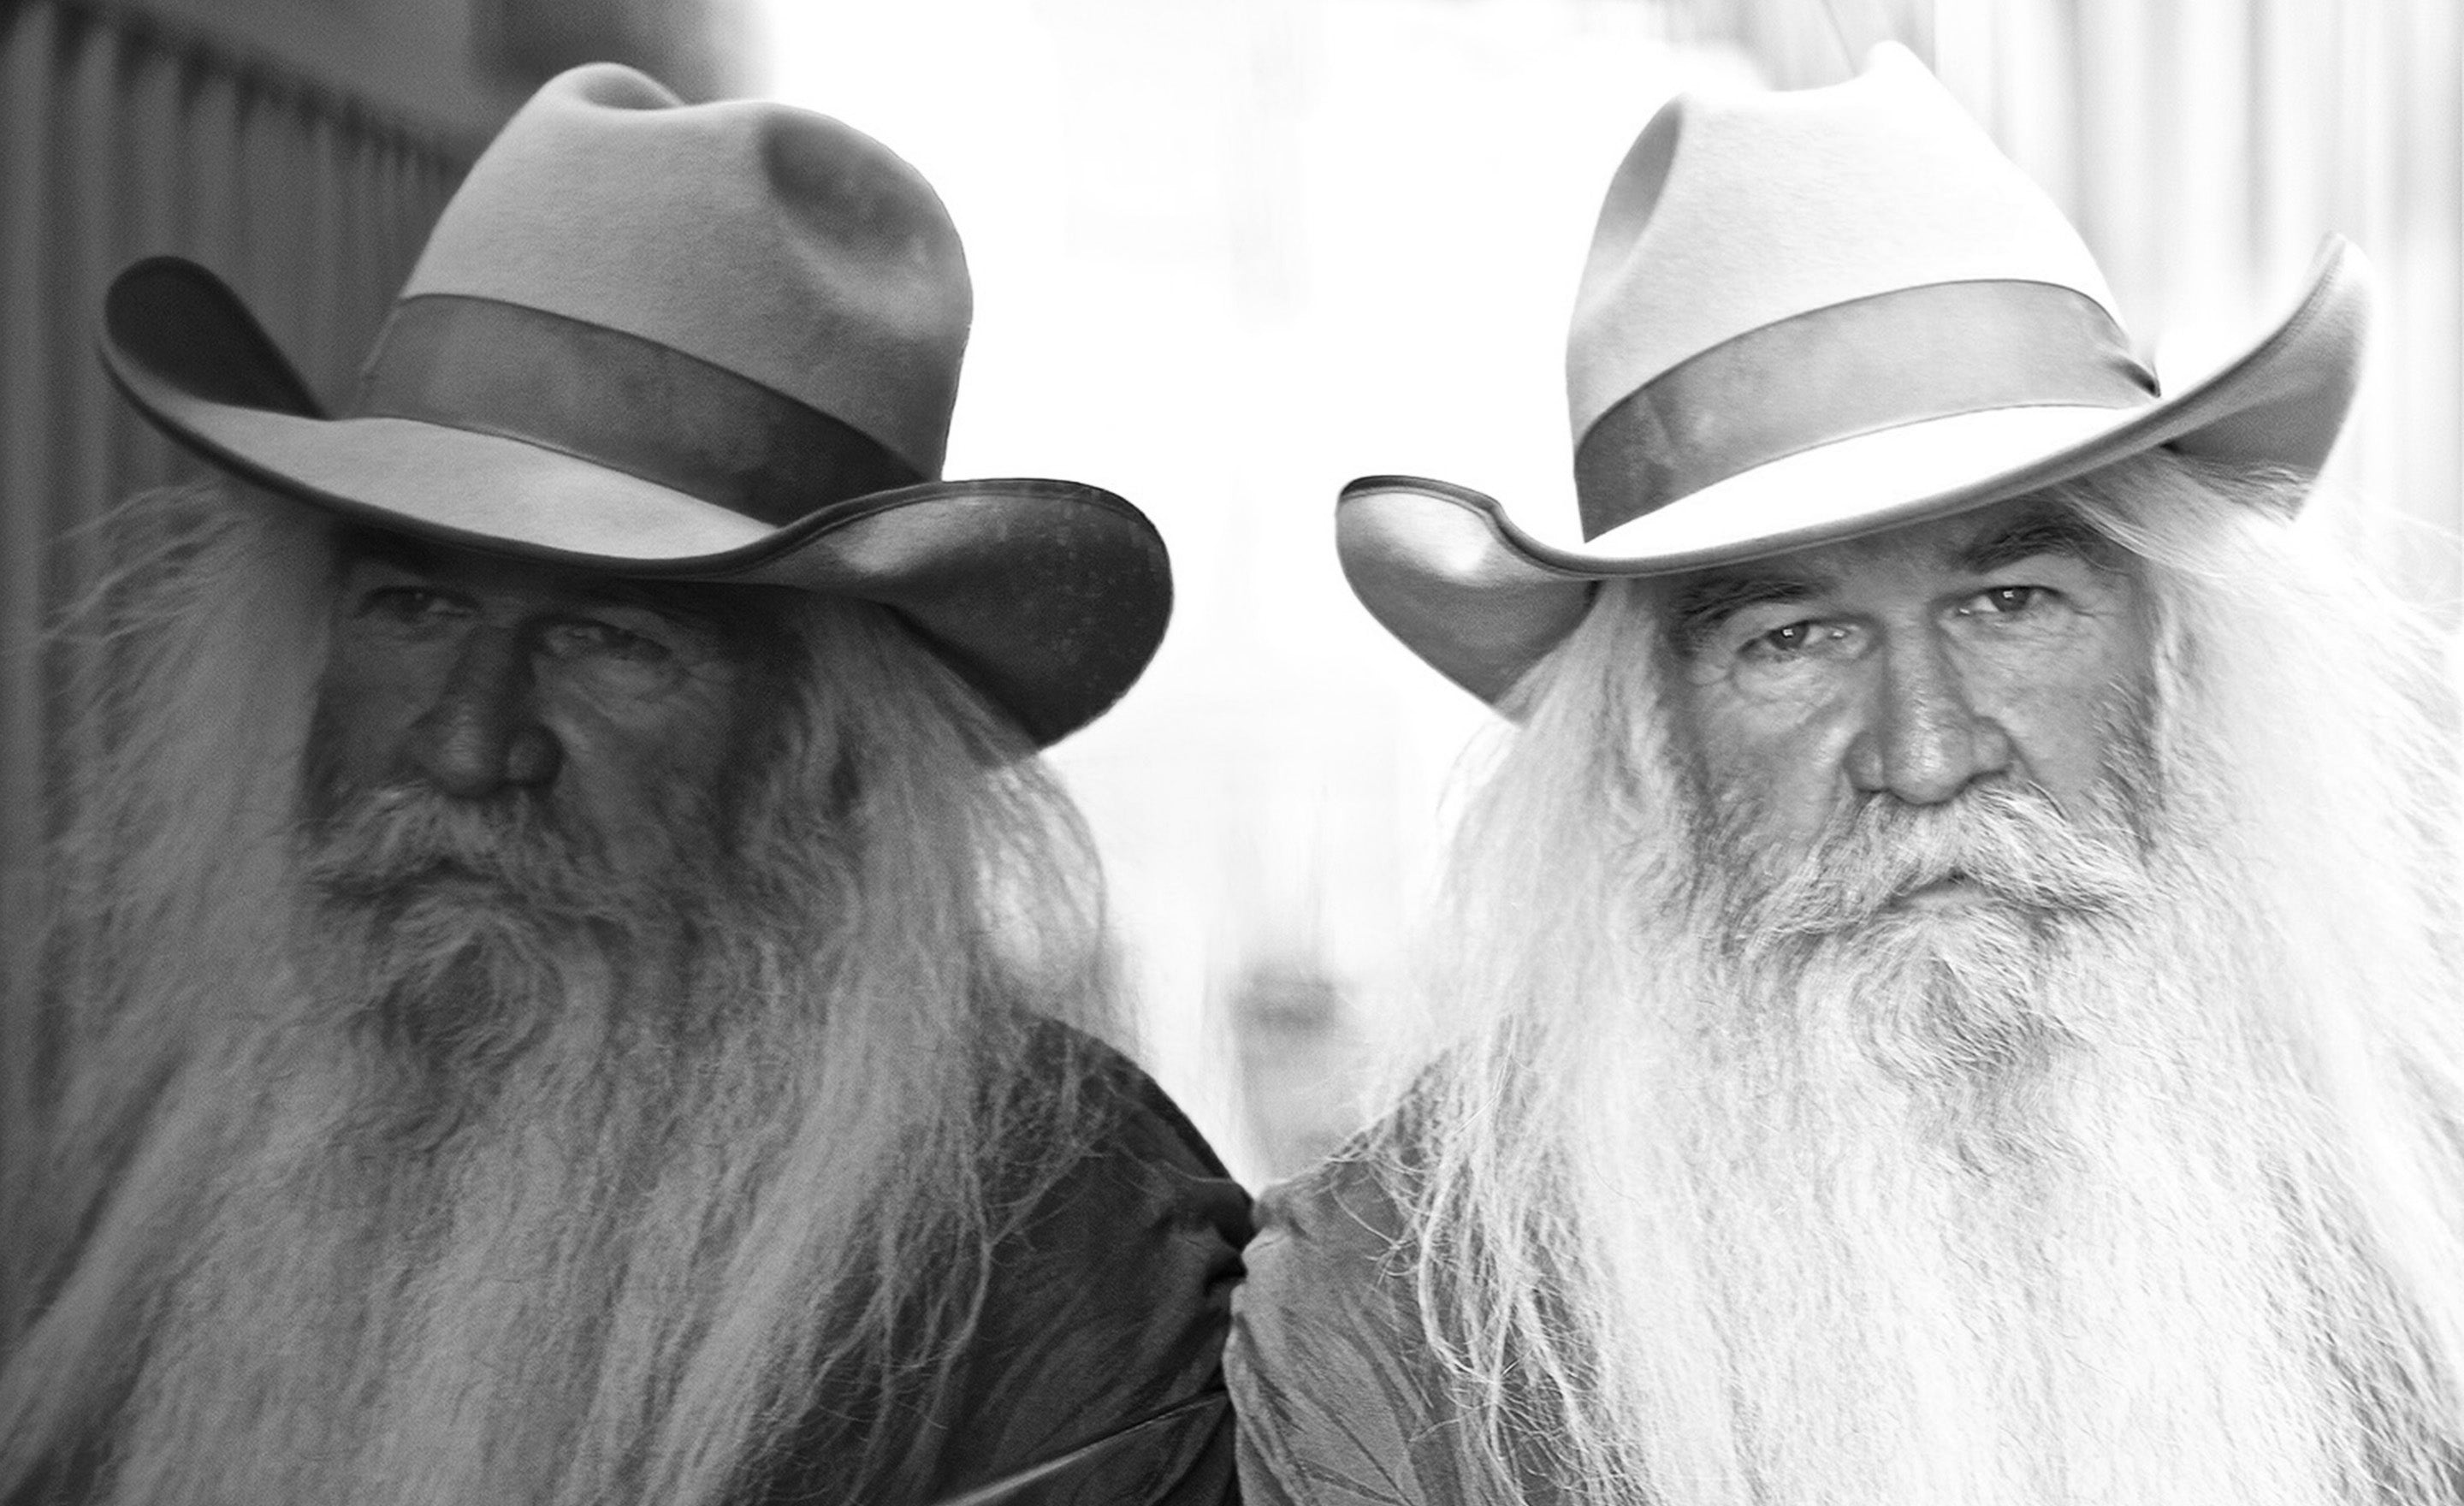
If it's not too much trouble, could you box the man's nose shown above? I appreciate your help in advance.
[1845,630,2012,805]
[404,628,562,798]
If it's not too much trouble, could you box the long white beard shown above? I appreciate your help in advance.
[75,752,881,1506]
[94,875,810,1506]
[1536,793,2464,1506]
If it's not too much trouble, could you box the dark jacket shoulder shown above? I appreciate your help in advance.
[1229,1133,1488,1506]
[760,1023,1251,1506]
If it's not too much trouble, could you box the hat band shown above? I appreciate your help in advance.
[355,295,925,525]
[1573,280,2156,540]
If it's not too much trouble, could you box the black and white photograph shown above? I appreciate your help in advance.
[1,1,2458,1501]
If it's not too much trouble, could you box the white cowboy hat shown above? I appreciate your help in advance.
[1338,44,2372,704]
[101,63,1170,747]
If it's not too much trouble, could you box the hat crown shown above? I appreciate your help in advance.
[1327,49,2367,712]
[400,63,968,479]
[1567,45,2117,444]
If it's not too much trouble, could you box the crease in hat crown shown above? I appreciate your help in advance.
[394,62,970,481]
[1577,43,2138,542]
[1567,44,2118,460]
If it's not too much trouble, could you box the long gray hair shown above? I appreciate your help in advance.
[1387,454,2464,1505]
[0,480,1125,1505]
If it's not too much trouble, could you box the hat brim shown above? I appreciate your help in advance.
[100,258,1168,748]
[1340,236,2371,705]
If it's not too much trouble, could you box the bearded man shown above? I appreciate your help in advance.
[0,65,1247,1506]
[1229,45,2464,1506]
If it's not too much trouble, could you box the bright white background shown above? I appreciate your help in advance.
[755,0,1755,1176]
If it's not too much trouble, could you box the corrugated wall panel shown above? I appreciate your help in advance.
[0,0,469,1324]
[1986,0,2461,609]
[0,4,70,1280]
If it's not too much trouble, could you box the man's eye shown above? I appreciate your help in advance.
[1962,585,2050,617]
[1697,614,1863,692]
[1748,620,1838,656]
[538,619,672,664]
[357,586,461,624]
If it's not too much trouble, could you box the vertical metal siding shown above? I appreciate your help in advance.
[0,0,467,1318]
[1951,0,2463,608]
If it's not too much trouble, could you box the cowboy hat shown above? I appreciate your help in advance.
[1338,44,2371,705]
[100,63,1170,748]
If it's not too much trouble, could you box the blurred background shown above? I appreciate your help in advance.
[3,0,2457,1189]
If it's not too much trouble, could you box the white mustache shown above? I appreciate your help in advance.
[298,786,607,914]
[1741,782,2155,938]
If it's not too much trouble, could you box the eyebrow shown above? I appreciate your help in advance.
[1666,570,1825,654]
[1952,506,2118,574]
[1661,503,2120,653]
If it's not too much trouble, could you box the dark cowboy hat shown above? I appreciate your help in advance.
[1337,45,2371,704]
[100,63,1170,747]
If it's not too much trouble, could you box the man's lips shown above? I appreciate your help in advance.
[313,856,512,902]
[1891,873,1987,911]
